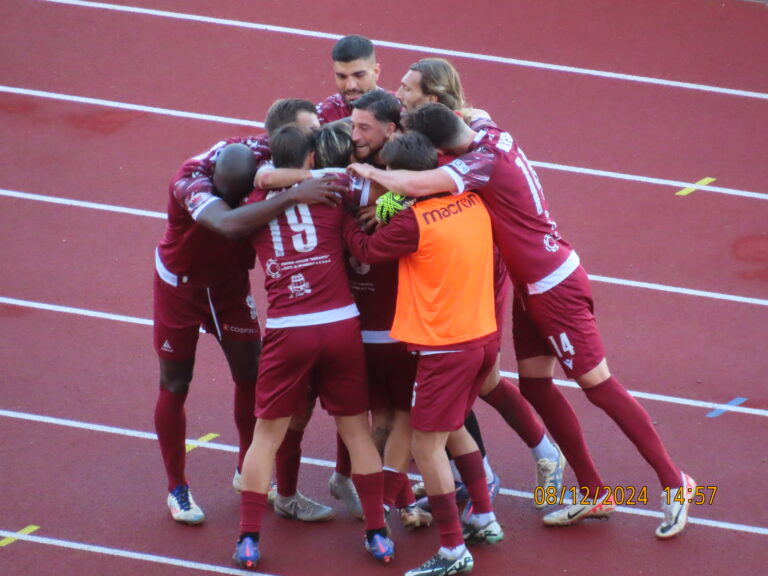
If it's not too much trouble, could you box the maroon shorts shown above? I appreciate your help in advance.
[255,317,368,419]
[410,342,496,432]
[365,342,418,412]
[512,265,606,378]
[153,271,261,361]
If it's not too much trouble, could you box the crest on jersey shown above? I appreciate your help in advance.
[266,258,281,279]
[543,234,560,253]
[288,273,312,298]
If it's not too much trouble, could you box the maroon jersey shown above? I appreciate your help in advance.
[316,89,394,125]
[155,135,271,287]
[338,174,400,340]
[316,93,352,125]
[440,129,577,293]
[246,187,358,328]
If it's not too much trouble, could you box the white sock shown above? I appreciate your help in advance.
[439,544,467,559]
[483,456,494,484]
[531,436,559,462]
[469,511,496,528]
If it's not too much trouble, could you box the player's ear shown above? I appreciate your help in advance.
[307,150,316,169]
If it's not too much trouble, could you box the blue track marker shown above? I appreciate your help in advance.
[706,397,748,418]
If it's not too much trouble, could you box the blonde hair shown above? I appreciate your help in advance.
[409,58,466,111]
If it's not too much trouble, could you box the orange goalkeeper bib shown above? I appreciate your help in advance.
[390,192,497,347]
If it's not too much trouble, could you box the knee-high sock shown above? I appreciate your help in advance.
[352,472,386,531]
[585,377,682,488]
[233,378,257,473]
[482,377,545,447]
[519,377,604,494]
[154,387,188,491]
[453,451,492,514]
[275,428,304,497]
[335,433,352,477]
[240,490,268,534]
[429,492,464,549]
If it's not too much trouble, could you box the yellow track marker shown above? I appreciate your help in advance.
[0,525,40,547]
[185,432,220,452]
[676,177,716,196]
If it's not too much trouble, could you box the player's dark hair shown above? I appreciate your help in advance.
[314,122,354,169]
[405,103,463,149]
[380,132,438,171]
[351,90,402,130]
[332,34,375,63]
[264,98,317,137]
[270,125,314,169]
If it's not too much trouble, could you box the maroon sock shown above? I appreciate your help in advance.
[275,428,304,497]
[396,474,417,508]
[240,490,268,533]
[383,469,405,509]
[429,491,464,549]
[453,451,492,514]
[519,377,604,494]
[233,378,257,473]
[154,387,188,492]
[335,433,352,477]
[351,472,385,531]
[482,377,545,447]
[585,377,682,488]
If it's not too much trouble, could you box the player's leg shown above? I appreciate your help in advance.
[319,318,393,562]
[335,413,393,562]
[153,275,205,524]
[219,336,261,489]
[382,409,432,529]
[512,291,606,503]
[576,359,694,537]
[235,415,292,570]
[479,352,565,507]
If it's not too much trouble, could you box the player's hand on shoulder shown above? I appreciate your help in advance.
[290,174,344,206]
[348,162,376,180]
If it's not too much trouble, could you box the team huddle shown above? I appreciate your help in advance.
[152,35,697,576]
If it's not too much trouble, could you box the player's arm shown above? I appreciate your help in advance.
[342,210,418,264]
[197,177,344,239]
[254,163,312,189]
[347,163,457,198]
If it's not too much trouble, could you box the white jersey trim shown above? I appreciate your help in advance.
[191,194,222,221]
[362,330,398,344]
[419,350,461,356]
[265,303,359,329]
[528,250,580,295]
[155,248,178,287]
[439,165,466,194]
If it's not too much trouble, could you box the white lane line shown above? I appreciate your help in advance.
[585,275,768,307]
[37,0,768,101]
[2,411,767,536]
[531,161,768,201]
[1,86,765,201]
[0,530,274,576]
[498,372,768,417]
[0,85,264,128]
[0,188,166,219]
[0,296,153,326]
